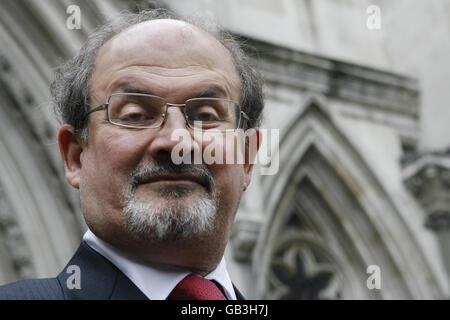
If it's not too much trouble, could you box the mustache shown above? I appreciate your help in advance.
[129,161,215,193]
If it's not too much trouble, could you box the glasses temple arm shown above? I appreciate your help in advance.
[87,104,108,116]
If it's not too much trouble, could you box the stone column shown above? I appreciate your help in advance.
[403,152,450,290]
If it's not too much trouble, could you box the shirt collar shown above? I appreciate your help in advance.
[83,229,236,300]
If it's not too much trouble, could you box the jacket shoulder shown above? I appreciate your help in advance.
[0,278,63,300]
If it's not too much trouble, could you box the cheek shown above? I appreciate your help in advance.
[82,129,149,203]
[201,132,245,205]
[210,163,244,235]
[211,163,244,209]
[102,132,142,172]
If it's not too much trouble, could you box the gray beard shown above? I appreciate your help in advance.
[121,185,217,242]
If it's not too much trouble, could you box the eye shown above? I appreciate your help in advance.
[189,106,221,122]
[121,112,154,122]
[117,104,157,124]
[192,112,217,121]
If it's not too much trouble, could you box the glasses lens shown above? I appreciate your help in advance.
[108,94,166,128]
[185,98,240,130]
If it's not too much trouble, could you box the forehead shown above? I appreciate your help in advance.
[92,19,241,99]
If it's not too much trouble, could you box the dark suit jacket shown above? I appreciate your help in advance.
[0,241,244,300]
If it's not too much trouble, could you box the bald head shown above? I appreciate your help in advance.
[90,19,241,106]
[105,20,236,67]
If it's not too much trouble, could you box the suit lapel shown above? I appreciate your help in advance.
[233,284,245,300]
[57,241,147,300]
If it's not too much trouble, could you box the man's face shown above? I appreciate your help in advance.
[72,20,255,254]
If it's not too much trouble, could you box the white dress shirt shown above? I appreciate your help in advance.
[83,229,237,300]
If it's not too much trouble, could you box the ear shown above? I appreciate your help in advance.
[58,124,84,189]
[243,128,262,192]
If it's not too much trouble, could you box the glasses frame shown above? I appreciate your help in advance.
[87,93,250,132]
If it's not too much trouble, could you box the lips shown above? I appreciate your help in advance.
[139,174,206,187]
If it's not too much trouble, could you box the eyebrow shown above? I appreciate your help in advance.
[197,86,228,99]
[111,83,229,99]
[113,84,155,95]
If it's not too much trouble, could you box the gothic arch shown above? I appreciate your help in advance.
[253,95,441,299]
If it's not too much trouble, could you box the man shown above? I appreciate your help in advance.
[0,8,263,300]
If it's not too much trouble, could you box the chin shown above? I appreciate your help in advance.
[122,191,217,243]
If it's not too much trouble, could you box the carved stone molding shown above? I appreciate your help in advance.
[240,37,419,118]
[265,231,344,300]
[0,182,35,279]
[425,211,450,232]
[230,217,261,263]
[403,152,450,232]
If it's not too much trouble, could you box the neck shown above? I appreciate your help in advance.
[97,229,227,276]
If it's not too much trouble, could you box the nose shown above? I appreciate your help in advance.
[147,106,198,162]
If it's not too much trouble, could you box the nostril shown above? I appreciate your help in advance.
[156,149,173,162]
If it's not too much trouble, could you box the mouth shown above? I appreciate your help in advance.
[139,174,206,188]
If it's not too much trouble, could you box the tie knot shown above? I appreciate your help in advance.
[168,275,227,300]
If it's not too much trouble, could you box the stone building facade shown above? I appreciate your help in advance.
[0,0,449,299]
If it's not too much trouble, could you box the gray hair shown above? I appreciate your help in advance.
[51,8,264,141]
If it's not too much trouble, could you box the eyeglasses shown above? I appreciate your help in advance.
[87,93,250,131]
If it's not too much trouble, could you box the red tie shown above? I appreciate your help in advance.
[168,275,227,300]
